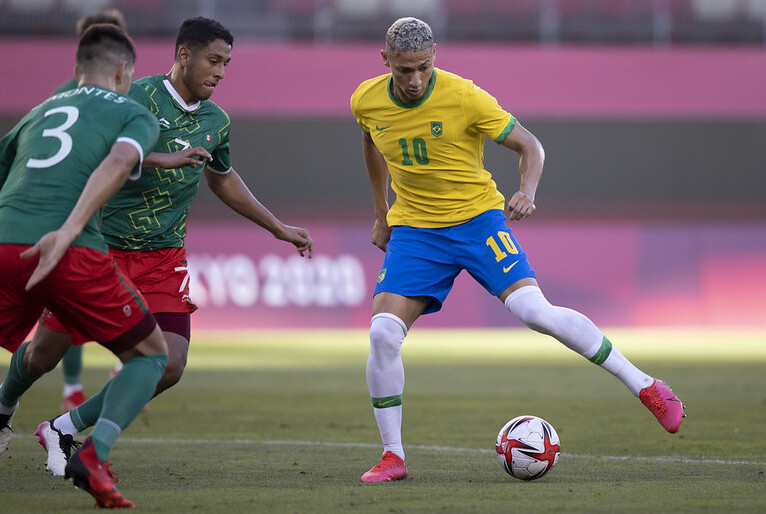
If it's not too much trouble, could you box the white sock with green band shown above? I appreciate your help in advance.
[367,313,407,460]
[505,286,652,396]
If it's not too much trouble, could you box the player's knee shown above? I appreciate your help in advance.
[505,286,556,335]
[369,313,407,363]
[22,342,61,377]
[155,352,186,393]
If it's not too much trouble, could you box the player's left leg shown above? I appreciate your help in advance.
[502,283,685,433]
[465,210,685,433]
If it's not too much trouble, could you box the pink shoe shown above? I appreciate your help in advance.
[639,379,685,433]
[60,390,87,412]
[361,451,408,482]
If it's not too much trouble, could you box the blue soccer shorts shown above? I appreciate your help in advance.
[374,209,535,314]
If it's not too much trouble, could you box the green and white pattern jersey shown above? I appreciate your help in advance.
[0,86,159,252]
[102,74,232,250]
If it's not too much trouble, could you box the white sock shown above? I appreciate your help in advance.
[374,405,403,460]
[599,345,653,396]
[63,384,82,397]
[505,286,652,396]
[52,413,78,436]
[366,313,407,460]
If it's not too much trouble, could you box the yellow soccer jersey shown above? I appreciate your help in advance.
[350,68,515,228]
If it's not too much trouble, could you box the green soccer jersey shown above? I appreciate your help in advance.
[101,74,232,250]
[0,86,159,252]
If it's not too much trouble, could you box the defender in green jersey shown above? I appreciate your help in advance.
[49,8,129,414]
[0,25,168,508]
[34,18,313,472]
[46,9,215,416]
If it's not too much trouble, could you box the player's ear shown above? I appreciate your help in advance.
[114,61,128,91]
[381,49,390,68]
[73,64,81,85]
[177,45,191,67]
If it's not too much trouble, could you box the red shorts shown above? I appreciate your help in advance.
[43,247,196,345]
[0,244,156,354]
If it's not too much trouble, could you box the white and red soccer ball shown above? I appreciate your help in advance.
[496,415,560,480]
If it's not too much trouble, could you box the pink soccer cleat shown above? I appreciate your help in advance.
[639,379,685,433]
[361,451,408,483]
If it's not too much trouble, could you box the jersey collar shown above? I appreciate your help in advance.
[387,69,437,109]
[163,78,201,112]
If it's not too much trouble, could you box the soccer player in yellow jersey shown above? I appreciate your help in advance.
[350,17,686,482]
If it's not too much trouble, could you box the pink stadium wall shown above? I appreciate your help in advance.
[1,40,765,117]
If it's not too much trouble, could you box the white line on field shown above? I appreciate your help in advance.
[14,433,765,466]
[119,437,766,467]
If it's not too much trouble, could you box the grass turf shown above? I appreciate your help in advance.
[1,328,764,512]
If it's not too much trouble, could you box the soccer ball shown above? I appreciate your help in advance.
[495,415,560,480]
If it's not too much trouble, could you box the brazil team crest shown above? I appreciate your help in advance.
[431,121,443,137]
[377,268,387,283]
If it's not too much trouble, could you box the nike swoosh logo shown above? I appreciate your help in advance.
[375,125,391,131]
[377,398,398,407]
[503,261,519,273]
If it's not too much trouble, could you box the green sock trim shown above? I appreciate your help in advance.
[589,336,613,366]
[70,407,88,433]
[371,394,403,409]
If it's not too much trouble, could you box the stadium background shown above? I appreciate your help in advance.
[1,0,764,330]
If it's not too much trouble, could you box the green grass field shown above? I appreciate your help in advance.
[1,328,765,513]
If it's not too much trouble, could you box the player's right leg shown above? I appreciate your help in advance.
[362,292,429,483]
[40,320,191,475]
[64,325,167,509]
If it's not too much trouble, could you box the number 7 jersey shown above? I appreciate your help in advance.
[101,74,233,250]
[350,68,515,228]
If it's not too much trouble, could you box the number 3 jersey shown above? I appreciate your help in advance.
[101,74,233,251]
[350,68,515,228]
[0,86,158,252]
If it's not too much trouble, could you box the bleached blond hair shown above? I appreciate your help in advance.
[385,17,434,53]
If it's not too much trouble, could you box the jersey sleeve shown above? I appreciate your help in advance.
[463,82,516,144]
[128,81,157,115]
[206,107,232,173]
[350,86,371,134]
[116,107,160,180]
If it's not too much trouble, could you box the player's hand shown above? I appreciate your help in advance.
[506,191,536,221]
[19,229,76,291]
[371,217,392,252]
[277,225,313,258]
[146,147,212,169]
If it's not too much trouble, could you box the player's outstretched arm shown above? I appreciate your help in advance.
[203,167,313,258]
[21,142,140,290]
[500,121,545,222]
[361,131,392,252]
[143,147,212,169]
